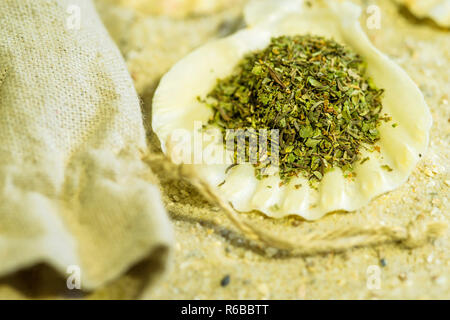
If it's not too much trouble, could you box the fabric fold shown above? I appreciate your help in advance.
[0,0,172,297]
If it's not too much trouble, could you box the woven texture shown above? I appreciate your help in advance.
[0,0,172,298]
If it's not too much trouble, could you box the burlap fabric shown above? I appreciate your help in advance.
[0,0,172,299]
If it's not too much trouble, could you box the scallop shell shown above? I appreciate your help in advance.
[396,0,450,27]
[152,1,432,220]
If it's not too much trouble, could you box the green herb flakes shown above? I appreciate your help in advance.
[204,35,386,182]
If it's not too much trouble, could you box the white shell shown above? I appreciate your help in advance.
[244,0,305,26]
[396,0,450,27]
[152,1,432,220]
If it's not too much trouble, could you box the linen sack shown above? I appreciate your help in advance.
[0,0,172,298]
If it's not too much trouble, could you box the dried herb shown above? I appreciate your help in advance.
[203,35,387,182]
[360,157,370,165]
[381,164,393,172]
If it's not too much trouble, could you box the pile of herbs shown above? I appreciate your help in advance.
[204,35,387,183]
